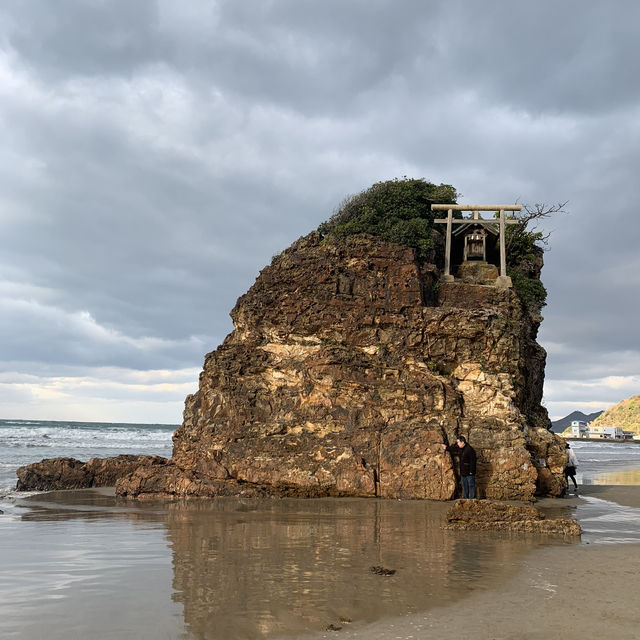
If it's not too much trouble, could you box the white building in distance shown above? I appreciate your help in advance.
[569,420,628,439]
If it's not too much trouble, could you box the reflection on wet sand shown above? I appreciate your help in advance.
[165,498,551,639]
[10,491,568,640]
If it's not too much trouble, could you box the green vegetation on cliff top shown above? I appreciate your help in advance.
[318,178,458,261]
[317,177,548,312]
[591,395,640,432]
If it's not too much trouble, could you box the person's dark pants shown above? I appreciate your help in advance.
[461,474,476,499]
[564,466,578,489]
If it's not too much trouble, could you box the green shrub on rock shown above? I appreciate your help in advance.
[506,226,548,313]
[508,267,547,312]
[318,178,458,260]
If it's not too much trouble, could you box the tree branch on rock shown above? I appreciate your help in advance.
[503,201,568,314]
[506,201,569,253]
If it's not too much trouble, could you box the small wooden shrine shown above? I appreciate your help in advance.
[462,226,489,261]
[432,205,521,287]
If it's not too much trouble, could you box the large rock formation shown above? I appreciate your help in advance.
[115,231,566,501]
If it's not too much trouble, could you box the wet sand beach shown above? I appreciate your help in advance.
[2,482,640,640]
[299,483,640,640]
[0,490,561,640]
[305,541,640,640]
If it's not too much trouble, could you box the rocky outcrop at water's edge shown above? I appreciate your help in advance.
[123,232,565,501]
[18,232,568,501]
[16,455,166,491]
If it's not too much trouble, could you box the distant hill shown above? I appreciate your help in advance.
[550,410,604,433]
[591,395,640,433]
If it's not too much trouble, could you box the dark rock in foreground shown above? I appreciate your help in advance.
[16,455,167,491]
[444,499,581,536]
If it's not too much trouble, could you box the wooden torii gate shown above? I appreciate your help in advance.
[432,204,521,287]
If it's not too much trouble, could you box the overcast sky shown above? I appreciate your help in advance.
[1,0,638,424]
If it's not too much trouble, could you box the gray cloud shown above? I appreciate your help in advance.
[435,2,640,115]
[0,0,638,421]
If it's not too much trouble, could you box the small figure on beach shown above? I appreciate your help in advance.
[441,435,477,499]
[564,443,579,494]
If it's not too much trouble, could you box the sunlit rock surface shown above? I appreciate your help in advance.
[115,232,565,501]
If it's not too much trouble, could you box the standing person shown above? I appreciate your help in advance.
[441,435,477,499]
[564,442,579,494]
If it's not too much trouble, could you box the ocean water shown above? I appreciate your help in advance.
[0,419,175,498]
[568,439,640,484]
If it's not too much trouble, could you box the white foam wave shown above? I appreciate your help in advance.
[0,426,173,446]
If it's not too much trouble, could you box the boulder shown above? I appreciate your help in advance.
[16,457,92,491]
[16,455,165,491]
[456,260,499,285]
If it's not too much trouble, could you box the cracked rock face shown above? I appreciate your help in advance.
[117,232,565,501]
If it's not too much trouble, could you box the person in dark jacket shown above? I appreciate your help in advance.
[441,435,477,499]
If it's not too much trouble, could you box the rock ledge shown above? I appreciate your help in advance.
[444,499,581,536]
